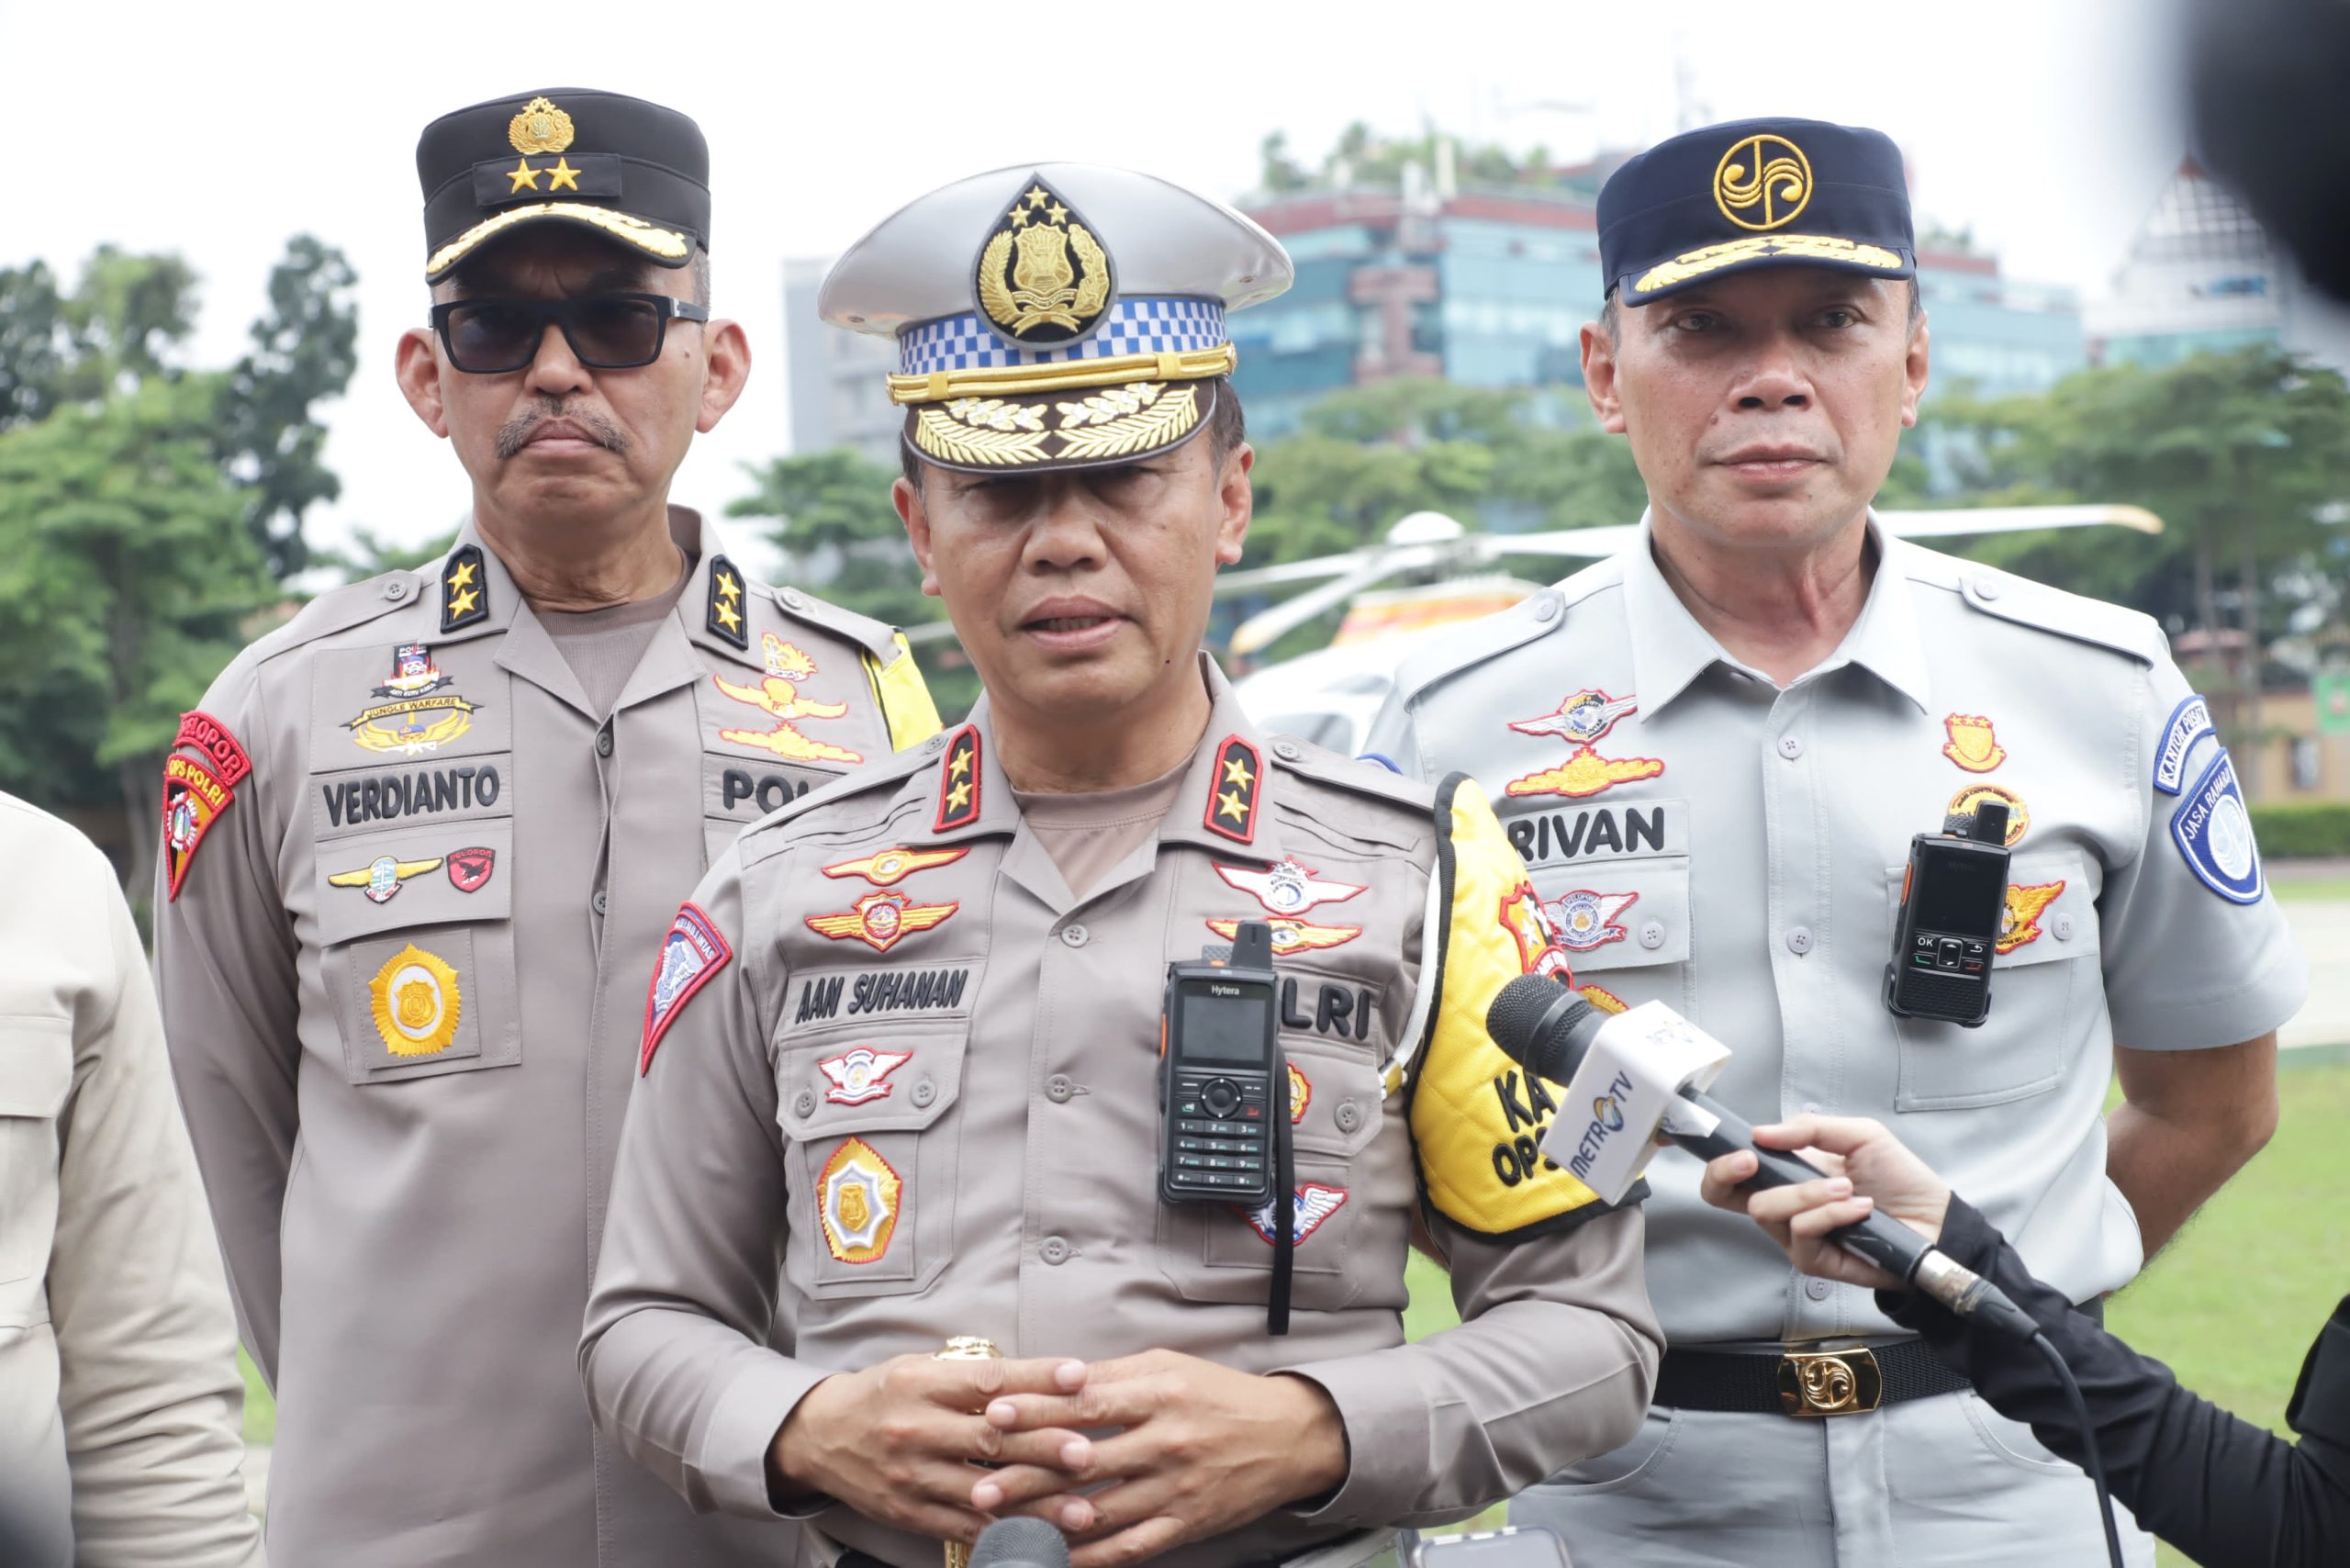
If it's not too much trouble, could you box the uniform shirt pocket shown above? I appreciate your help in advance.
[0,1017,73,1313]
[315,822,520,1085]
[1532,855,1691,973]
[775,1023,967,1298]
[1888,851,2102,1111]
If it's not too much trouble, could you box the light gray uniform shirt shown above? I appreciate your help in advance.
[153,510,936,1568]
[1366,521,2308,1346]
[0,792,261,1568]
[583,660,1661,1567]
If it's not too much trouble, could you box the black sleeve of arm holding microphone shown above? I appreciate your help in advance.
[1881,1197,2350,1568]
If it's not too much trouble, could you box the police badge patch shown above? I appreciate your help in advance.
[1507,689,1638,746]
[641,903,733,1073]
[2171,751,2265,903]
[160,754,234,902]
[818,1047,913,1106]
[1238,1182,1348,1247]
[1544,889,1638,952]
[973,174,1115,345]
[818,1137,903,1264]
[1214,857,1365,917]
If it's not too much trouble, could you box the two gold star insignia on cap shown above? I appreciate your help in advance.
[505,157,582,195]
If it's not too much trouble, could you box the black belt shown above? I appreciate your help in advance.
[1658,1299,2102,1418]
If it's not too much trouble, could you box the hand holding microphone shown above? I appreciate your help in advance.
[1695,1114,1953,1291]
[1483,976,2036,1340]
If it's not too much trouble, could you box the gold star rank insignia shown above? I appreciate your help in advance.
[1203,735,1262,844]
[507,158,542,194]
[544,157,581,192]
[934,725,983,831]
[441,544,490,633]
[702,554,750,649]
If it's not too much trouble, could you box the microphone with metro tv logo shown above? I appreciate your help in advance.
[1482,975,2039,1340]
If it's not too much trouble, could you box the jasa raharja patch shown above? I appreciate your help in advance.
[972,174,1115,344]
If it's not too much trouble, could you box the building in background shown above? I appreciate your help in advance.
[2087,158,2350,375]
[1230,151,2086,440]
[783,257,901,466]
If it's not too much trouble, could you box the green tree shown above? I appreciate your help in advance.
[729,449,982,722]
[218,236,362,579]
[0,261,67,430]
[0,375,278,900]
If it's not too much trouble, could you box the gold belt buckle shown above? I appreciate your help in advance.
[1775,1346,1883,1417]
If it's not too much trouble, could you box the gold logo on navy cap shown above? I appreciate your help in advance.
[508,95,576,156]
[1713,133,1813,231]
[973,174,1113,343]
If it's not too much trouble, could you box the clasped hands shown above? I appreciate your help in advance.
[773,1347,1348,1565]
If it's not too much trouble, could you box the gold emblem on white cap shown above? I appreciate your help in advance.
[508,95,576,156]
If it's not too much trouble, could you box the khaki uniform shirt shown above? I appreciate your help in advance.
[0,793,261,1568]
[154,510,937,1568]
[583,658,1662,1568]
[1366,521,2309,1346]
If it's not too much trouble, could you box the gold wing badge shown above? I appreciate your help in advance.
[974,174,1114,343]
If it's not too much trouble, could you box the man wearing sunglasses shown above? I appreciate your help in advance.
[154,88,939,1568]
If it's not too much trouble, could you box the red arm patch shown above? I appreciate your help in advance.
[641,902,733,1075]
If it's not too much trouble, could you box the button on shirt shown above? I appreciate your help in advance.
[1367,518,2307,1345]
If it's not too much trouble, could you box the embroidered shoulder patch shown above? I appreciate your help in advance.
[2170,751,2264,904]
[441,545,489,633]
[1204,735,1261,843]
[1237,1182,1348,1246]
[641,903,733,1074]
[705,554,750,649]
[173,710,253,788]
[935,725,982,832]
[161,754,235,902]
[2154,694,2214,796]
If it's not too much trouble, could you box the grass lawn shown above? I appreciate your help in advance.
[1403,1059,2350,1562]
[2271,877,2350,903]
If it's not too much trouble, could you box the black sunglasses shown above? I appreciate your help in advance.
[429,293,711,375]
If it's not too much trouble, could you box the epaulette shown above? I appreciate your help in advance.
[247,570,428,667]
[1900,543,2164,666]
[1266,734,1437,816]
[1388,555,1627,709]
[736,729,947,861]
[755,576,905,666]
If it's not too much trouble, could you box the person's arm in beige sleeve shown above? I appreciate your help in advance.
[152,670,301,1383]
[50,823,263,1566]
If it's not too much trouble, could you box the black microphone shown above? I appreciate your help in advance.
[969,1517,1072,1568]
[1484,975,2039,1340]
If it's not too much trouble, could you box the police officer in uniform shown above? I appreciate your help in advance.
[581,163,1662,1568]
[1366,118,2308,1566]
[156,89,938,1568]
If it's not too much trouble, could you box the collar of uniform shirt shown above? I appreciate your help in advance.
[1621,510,1934,716]
[940,653,1292,867]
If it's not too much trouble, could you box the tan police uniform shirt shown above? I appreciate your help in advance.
[153,510,938,1568]
[1366,519,2310,1347]
[0,793,262,1568]
[583,657,1662,1568]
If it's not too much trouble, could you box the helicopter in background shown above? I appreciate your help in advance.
[1221,505,2164,755]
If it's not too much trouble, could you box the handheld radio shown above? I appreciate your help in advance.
[1884,800,2013,1026]
[1158,922,1281,1208]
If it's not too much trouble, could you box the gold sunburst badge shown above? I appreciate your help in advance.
[1714,132,1812,231]
[973,173,1114,343]
[509,95,576,155]
[367,943,463,1058]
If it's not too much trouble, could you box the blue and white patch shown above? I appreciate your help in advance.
[2154,694,2214,795]
[640,902,733,1074]
[2169,751,2264,904]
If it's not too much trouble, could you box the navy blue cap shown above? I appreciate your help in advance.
[1597,118,1915,305]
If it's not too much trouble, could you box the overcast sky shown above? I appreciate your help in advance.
[2,0,2192,564]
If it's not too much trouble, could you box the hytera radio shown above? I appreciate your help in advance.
[1159,921,1281,1209]
[1884,800,2013,1026]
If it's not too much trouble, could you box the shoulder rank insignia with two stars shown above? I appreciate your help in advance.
[1204,736,1261,845]
[442,545,488,633]
[934,726,982,833]
[705,554,749,649]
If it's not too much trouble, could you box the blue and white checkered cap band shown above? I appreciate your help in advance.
[898,296,1226,375]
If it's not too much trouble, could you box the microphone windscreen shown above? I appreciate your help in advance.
[969,1517,1072,1568]
[1485,974,1577,1062]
